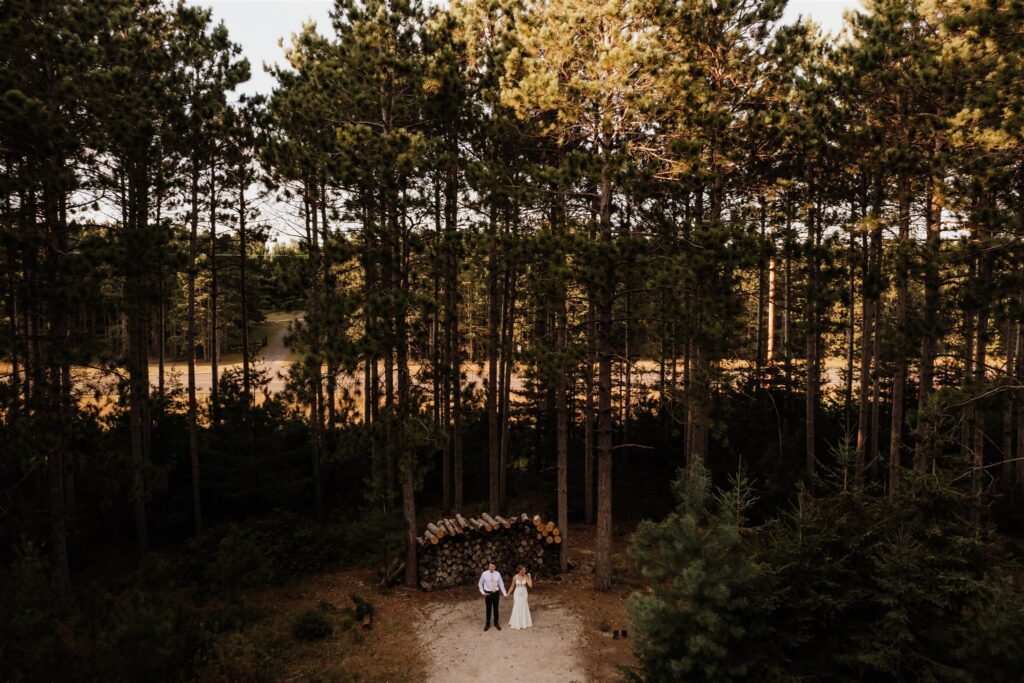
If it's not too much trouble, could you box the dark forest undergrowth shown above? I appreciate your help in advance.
[5,382,1024,682]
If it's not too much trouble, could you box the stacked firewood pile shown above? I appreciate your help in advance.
[416,512,561,591]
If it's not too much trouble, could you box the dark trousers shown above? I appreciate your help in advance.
[484,590,500,625]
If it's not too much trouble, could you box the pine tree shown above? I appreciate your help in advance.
[324,0,432,586]
[628,473,772,682]
[0,0,111,595]
[168,2,248,534]
[94,0,183,555]
[646,0,787,483]
[503,0,658,591]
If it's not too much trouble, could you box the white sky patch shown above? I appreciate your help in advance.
[783,0,864,36]
[189,0,863,98]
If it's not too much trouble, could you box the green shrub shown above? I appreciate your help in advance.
[208,598,262,633]
[349,593,374,620]
[167,509,343,594]
[337,611,356,632]
[292,609,333,642]
[0,544,71,681]
[97,588,210,681]
[628,473,774,682]
[199,627,287,683]
[628,473,1024,682]
[205,528,278,589]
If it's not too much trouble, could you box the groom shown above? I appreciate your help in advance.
[478,561,507,631]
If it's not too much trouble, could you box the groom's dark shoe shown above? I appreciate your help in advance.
[495,624,502,631]
[484,624,491,631]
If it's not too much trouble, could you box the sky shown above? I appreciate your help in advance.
[189,0,864,98]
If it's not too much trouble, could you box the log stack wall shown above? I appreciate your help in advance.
[416,512,562,591]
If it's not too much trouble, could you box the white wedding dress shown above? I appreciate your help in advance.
[509,577,533,629]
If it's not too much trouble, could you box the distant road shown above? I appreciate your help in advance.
[4,310,860,402]
[149,312,299,394]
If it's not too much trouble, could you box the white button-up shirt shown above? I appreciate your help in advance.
[478,569,507,596]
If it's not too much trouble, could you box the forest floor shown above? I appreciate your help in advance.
[212,524,637,682]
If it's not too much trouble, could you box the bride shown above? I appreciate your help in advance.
[508,565,533,630]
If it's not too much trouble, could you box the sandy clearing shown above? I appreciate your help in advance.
[418,589,587,683]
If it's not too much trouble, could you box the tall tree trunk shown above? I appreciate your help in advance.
[364,219,381,495]
[487,205,500,516]
[688,182,718,477]
[1016,291,1024,489]
[5,244,20,423]
[24,224,36,412]
[584,297,596,525]
[367,232,382,500]
[384,348,395,502]
[364,206,382,496]
[499,259,516,513]
[686,336,709,476]
[783,210,793,402]
[156,189,165,404]
[855,230,873,489]
[432,180,448,515]
[869,222,883,483]
[382,210,396,503]
[844,230,856,431]
[366,353,376,473]
[187,162,202,535]
[401,452,418,587]
[805,193,819,486]
[307,192,324,522]
[767,256,776,369]
[321,187,335,428]
[498,222,517,515]
[889,179,911,495]
[126,160,151,556]
[961,255,977,466]
[61,359,75,521]
[594,155,614,592]
[239,179,251,404]
[445,158,463,514]
[915,170,943,472]
[157,277,165,400]
[44,181,71,597]
[556,284,569,573]
[2,170,19,422]
[756,199,767,379]
[49,361,70,597]
[393,195,417,589]
[623,200,633,442]
[1000,319,1016,488]
[154,176,165,403]
[659,288,668,409]
[209,167,219,420]
[971,245,990,516]
[551,191,569,573]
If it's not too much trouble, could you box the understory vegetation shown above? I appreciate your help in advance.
[629,473,1024,681]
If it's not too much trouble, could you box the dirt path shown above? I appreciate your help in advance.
[418,589,587,683]
[259,311,299,363]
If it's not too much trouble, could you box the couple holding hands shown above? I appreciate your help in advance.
[478,562,533,631]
